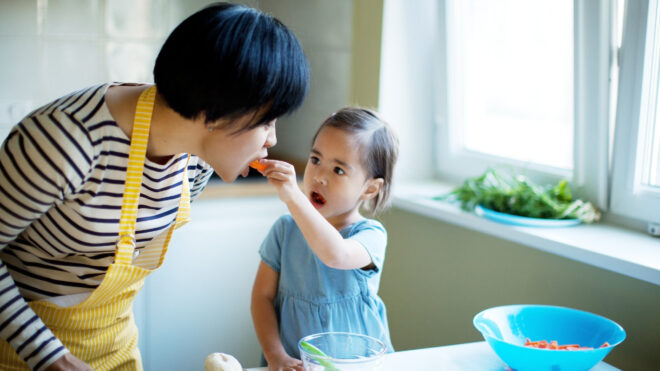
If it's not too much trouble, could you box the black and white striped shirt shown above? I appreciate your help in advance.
[0,83,214,369]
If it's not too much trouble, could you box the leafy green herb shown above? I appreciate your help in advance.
[300,341,337,370]
[436,168,601,223]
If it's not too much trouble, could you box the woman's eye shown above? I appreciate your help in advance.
[310,156,320,165]
[334,167,345,175]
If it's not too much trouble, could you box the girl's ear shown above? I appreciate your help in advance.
[361,178,384,200]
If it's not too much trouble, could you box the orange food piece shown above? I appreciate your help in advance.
[524,338,609,350]
[249,160,267,172]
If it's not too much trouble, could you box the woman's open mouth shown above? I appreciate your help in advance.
[310,191,326,208]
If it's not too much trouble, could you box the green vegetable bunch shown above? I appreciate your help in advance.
[437,168,601,223]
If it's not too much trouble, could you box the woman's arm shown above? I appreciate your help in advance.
[251,261,302,371]
[0,112,94,369]
[259,160,372,270]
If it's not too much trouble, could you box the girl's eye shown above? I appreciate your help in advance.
[334,167,345,175]
[310,156,320,165]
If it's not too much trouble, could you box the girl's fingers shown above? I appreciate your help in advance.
[263,165,295,179]
[261,160,295,175]
[264,171,295,182]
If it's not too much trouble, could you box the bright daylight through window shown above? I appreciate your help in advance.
[451,0,573,170]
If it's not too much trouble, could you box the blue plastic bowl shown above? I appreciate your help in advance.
[473,305,626,371]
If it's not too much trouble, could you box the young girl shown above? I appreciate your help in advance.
[251,107,399,370]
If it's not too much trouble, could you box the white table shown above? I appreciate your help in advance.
[246,341,620,371]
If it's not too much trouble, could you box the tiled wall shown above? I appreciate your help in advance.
[0,0,190,138]
[0,0,354,163]
[260,0,354,162]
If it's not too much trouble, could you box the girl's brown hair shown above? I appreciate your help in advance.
[313,107,399,216]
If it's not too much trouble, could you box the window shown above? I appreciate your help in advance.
[380,0,657,226]
[611,0,660,223]
[434,0,614,210]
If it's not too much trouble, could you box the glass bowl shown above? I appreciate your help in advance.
[298,332,387,371]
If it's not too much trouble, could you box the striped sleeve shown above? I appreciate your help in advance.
[0,110,94,368]
[190,161,214,200]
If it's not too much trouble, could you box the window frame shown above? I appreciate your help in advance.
[610,0,660,224]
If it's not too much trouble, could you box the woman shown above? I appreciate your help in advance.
[0,3,309,370]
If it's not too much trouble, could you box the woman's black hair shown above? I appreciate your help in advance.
[154,2,310,131]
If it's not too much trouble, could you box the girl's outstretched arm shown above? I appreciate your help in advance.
[258,160,372,270]
[251,261,303,371]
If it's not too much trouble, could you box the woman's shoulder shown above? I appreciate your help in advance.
[23,83,120,146]
[43,83,112,120]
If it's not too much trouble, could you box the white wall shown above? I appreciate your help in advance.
[134,196,287,370]
[379,0,439,183]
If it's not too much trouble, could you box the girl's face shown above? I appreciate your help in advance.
[303,126,382,229]
[199,113,277,182]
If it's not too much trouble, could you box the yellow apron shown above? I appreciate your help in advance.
[0,86,191,370]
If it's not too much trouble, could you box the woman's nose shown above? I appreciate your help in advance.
[265,123,277,148]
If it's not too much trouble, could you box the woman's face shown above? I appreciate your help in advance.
[198,113,277,182]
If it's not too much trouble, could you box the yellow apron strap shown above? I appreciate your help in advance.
[156,154,192,267]
[116,86,156,265]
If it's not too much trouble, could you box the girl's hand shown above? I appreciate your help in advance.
[259,160,302,205]
[266,353,303,371]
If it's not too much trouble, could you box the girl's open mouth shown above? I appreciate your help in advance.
[310,191,326,208]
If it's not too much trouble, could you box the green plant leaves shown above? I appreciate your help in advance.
[436,168,601,223]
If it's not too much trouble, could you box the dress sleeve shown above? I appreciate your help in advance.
[258,215,287,273]
[348,220,388,276]
[0,112,94,369]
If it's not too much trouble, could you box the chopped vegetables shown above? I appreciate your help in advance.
[249,160,267,172]
[436,168,601,223]
[524,338,610,350]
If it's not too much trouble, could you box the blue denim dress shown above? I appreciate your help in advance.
[259,215,394,358]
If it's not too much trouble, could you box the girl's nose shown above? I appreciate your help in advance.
[314,174,327,186]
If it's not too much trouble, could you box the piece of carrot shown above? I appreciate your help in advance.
[557,344,581,349]
[524,338,609,351]
[249,160,267,172]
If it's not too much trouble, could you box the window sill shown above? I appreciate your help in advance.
[392,181,660,286]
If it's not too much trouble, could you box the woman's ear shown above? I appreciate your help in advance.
[361,178,384,200]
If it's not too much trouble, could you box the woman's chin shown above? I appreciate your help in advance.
[214,171,236,183]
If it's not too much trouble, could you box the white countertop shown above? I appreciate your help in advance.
[245,341,619,371]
